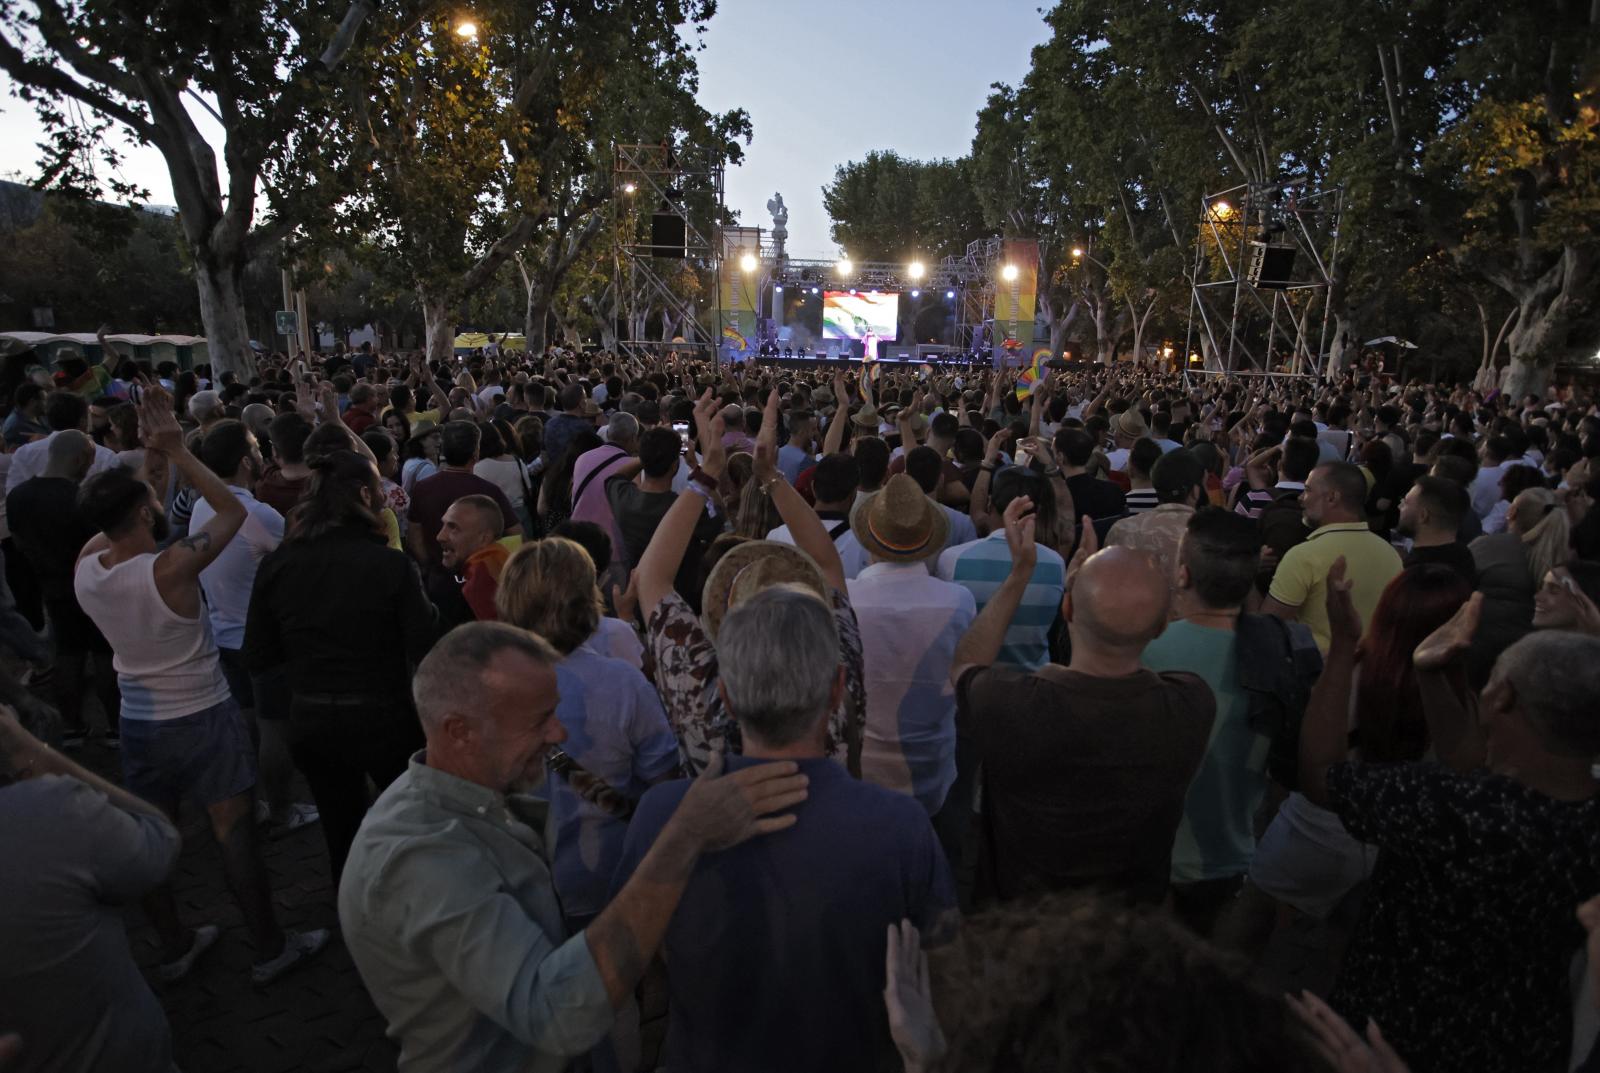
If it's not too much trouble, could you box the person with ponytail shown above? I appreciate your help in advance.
[1469,486,1571,681]
[243,448,439,883]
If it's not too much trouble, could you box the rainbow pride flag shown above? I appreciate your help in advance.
[721,325,748,353]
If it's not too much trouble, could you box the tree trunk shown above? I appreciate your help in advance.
[418,287,455,365]
[524,283,552,356]
[195,255,257,379]
[1092,302,1114,364]
[1493,245,1594,401]
[1326,313,1358,376]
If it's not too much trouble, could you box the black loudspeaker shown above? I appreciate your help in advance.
[650,213,687,259]
[1247,242,1296,289]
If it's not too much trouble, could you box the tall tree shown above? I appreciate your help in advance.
[330,0,749,362]
[0,0,383,376]
[823,151,986,263]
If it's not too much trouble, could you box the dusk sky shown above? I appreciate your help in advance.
[0,1,1055,261]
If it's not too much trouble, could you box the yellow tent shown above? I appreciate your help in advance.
[452,332,528,352]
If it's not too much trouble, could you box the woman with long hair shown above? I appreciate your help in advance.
[536,429,602,535]
[1249,565,1471,922]
[473,419,533,535]
[1470,485,1570,676]
[495,537,678,928]
[243,449,438,883]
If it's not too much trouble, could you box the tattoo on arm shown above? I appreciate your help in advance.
[176,532,213,554]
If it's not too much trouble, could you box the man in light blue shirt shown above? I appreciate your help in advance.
[777,409,817,484]
[936,467,1066,671]
[339,622,811,1073]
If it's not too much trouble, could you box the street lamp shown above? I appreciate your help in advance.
[454,19,477,38]
[907,261,925,280]
[1001,264,1019,282]
[1070,246,1085,259]
[739,251,758,273]
[622,182,636,194]
[1211,199,1233,219]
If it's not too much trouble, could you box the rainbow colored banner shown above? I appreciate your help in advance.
[721,325,748,352]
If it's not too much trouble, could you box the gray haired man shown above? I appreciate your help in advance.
[338,621,808,1073]
[611,588,957,1073]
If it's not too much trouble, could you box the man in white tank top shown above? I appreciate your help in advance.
[73,383,328,986]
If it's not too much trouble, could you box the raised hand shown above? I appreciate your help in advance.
[1287,991,1411,1073]
[1065,513,1098,593]
[884,920,947,1073]
[671,750,809,853]
[754,388,780,482]
[984,427,1013,465]
[611,569,641,627]
[136,382,184,455]
[692,389,727,480]
[1324,556,1361,647]
[1413,592,1483,672]
[1002,494,1037,576]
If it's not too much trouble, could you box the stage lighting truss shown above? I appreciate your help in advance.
[611,142,728,363]
[1184,178,1345,379]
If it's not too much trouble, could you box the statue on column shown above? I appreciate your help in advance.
[766,192,788,262]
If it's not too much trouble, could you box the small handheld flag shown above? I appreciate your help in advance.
[1015,348,1050,399]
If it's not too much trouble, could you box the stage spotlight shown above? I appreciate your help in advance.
[836,258,853,276]
[945,290,955,300]
[910,289,920,297]
[849,288,857,295]
[1212,200,1233,219]
[811,287,819,295]
[1070,246,1084,258]
[775,284,783,292]
[908,261,925,280]
[739,252,758,273]
[869,288,878,295]
[1001,264,1019,282]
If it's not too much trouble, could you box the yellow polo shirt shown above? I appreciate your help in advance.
[1268,521,1403,652]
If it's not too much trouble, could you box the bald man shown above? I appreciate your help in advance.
[434,494,509,625]
[949,501,1216,905]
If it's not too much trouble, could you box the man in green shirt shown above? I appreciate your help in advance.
[338,622,809,1073]
[1144,509,1319,935]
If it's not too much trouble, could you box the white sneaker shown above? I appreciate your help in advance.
[251,928,331,986]
[154,924,220,982]
[278,802,320,834]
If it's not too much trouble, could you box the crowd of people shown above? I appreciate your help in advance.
[0,339,1598,1073]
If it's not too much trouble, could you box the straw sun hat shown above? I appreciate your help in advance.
[850,473,949,564]
[700,540,829,639]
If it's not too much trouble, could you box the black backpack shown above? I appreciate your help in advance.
[1235,612,1324,791]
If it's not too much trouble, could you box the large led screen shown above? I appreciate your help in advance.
[822,291,899,340]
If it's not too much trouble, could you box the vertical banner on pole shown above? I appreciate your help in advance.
[998,238,1039,368]
[718,227,761,364]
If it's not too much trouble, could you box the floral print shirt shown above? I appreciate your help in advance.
[647,588,865,777]
[1326,761,1600,1073]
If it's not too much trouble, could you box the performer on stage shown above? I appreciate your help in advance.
[862,330,880,363]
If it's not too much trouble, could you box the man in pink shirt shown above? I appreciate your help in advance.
[570,412,641,556]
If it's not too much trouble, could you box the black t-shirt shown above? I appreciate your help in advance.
[957,664,1215,904]
[6,477,94,602]
[1063,473,1127,521]
[1404,540,1477,584]
[406,469,518,567]
[606,477,722,600]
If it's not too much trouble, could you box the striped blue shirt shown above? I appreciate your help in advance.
[935,533,1066,670]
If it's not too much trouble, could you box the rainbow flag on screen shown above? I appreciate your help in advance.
[721,325,748,352]
[1014,348,1050,399]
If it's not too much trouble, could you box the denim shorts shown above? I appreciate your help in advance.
[119,699,258,808]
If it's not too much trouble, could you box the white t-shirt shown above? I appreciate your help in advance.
[189,488,285,651]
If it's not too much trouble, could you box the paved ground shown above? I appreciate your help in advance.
[80,739,400,1073]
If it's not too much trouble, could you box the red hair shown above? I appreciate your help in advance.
[1355,564,1471,763]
